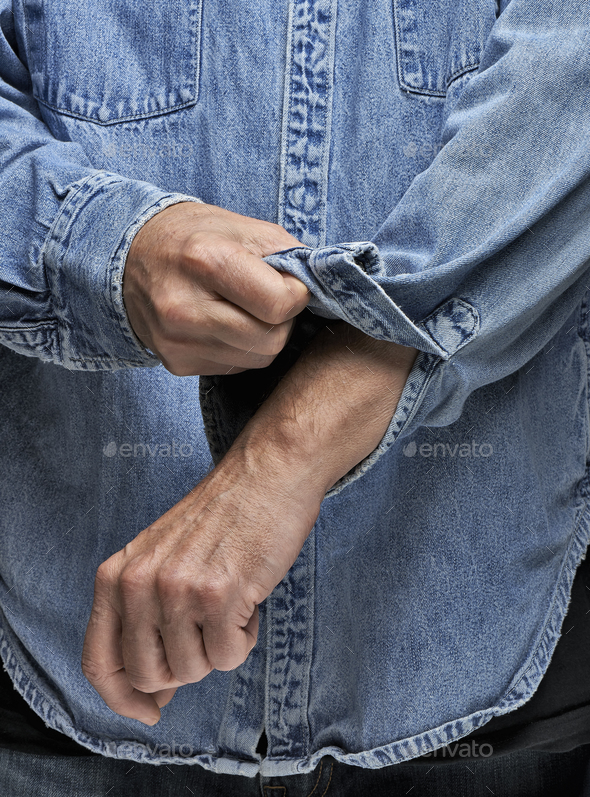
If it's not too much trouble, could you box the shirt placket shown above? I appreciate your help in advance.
[262,0,337,764]
[277,0,337,249]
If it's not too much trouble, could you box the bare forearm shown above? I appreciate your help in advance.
[232,320,418,495]
[84,321,417,720]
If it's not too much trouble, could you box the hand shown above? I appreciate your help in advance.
[123,202,309,375]
[81,442,323,725]
[81,321,417,725]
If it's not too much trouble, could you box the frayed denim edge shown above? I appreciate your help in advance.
[0,497,589,777]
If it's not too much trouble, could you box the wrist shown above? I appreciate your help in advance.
[233,322,418,497]
[216,431,325,538]
[228,422,327,504]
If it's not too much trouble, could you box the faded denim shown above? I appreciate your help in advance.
[1,0,590,780]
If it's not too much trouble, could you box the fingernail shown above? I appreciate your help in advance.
[139,717,159,726]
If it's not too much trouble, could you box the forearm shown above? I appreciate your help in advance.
[231,320,418,497]
[84,320,417,719]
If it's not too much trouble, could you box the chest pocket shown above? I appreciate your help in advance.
[393,0,498,98]
[23,0,202,125]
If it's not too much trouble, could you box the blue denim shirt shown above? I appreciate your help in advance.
[1,0,590,778]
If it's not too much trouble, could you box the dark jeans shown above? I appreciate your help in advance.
[1,745,590,796]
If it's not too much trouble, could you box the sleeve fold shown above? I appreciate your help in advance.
[203,0,590,495]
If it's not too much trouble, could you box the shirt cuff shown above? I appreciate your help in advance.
[42,171,203,370]
[199,241,480,496]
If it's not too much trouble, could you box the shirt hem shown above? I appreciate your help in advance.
[0,498,589,776]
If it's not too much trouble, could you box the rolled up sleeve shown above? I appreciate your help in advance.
[255,0,590,494]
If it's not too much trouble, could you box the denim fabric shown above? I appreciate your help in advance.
[1,747,590,797]
[1,0,590,780]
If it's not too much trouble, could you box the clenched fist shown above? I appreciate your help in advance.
[81,437,323,725]
[123,202,309,375]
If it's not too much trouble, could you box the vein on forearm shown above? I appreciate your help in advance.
[236,320,418,496]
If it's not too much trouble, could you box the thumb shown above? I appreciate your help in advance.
[151,686,178,709]
[281,273,310,313]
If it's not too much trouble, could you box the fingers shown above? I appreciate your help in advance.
[115,556,214,693]
[123,201,310,376]
[143,570,215,686]
[208,309,296,357]
[153,341,283,378]
[158,618,214,684]
[119,619,211,694]
[152,310,297,376]
[189,240,309,325]
[83,551,259,722]
[82,589,163,726]
[151,687,178,709]
[80,442,315,723]
[201,606,259,671]
[158,296,297,355]
[281,272,310,307]
[156,570,259,676]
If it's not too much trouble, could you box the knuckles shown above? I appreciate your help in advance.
[151,290,193,334]
[80,655,104,686]
[94,558,120,594]
[260,323,291,357]
[182,234,236,283]
[192,577,232,611]
[114,556,158,604]
[125,667,170,693]
[156,567,234,617]
[259,294,297,326]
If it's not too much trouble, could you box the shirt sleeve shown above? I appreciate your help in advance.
[254,0,590,496]
[0,3,201,371]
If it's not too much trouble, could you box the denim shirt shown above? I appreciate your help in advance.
[1,0,590,778]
